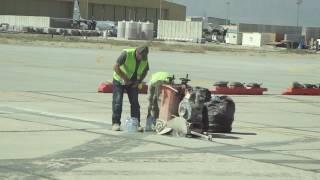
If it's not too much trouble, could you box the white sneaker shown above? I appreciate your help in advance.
[112,124,120,131]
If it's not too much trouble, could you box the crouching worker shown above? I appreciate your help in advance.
[145,72,174,131]
[112,46,149,131]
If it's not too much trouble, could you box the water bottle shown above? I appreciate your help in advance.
[125,117,138,132]
[145,116,156,132]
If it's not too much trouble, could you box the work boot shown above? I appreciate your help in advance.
[112,123,120,131]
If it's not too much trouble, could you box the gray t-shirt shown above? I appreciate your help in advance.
[116,51,149,81]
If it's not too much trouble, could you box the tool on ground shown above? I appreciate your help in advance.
[186,122,213,141]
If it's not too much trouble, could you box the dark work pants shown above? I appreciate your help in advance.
[112,79,140,125]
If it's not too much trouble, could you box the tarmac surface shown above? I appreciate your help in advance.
[0,44,320,180]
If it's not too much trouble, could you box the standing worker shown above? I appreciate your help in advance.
[145,72,173,131]
[112,46,149,131]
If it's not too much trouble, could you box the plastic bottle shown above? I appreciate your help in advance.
[125,117,138,132]
[145,116,156,132]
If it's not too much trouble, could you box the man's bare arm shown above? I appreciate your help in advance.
[113,64,130,83]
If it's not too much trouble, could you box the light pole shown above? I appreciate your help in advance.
[296,0,303,46]
[226,1,230,25]
[296,0,303,28]
[159,0,163,20]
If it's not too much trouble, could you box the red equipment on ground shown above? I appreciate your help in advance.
[98,81,113,93]
[210,86,268,95]
[282,82,320,96]
[98,81,148,94]
[282,88,320,95]
[209,82,268,95]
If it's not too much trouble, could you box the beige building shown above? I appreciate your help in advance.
[0,0,186,22]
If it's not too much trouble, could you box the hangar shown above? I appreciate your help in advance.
[0,0,186,23]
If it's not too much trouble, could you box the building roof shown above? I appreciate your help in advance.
[59,0,186,9]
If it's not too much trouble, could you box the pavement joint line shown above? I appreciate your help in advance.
[283,111,320,116]
[272,149,320,151]
[1,115,80,130]
[0,128,107,133]
[24,91,117,106]
[9,63,104,71]
[29,91,95,103]
[0,107,110,130]
[276,95,320,108]
[1,106,110,128]
[239,126,320,139]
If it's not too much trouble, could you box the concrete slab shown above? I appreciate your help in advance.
[0,44,319,179]
[0,131,100,159]
[56,153,319,180]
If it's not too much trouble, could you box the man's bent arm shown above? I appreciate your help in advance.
[113,64,129,82]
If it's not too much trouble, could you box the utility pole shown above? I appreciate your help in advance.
[296,0,303,28]
[159,0,163,20]
[226,1,230,25]
[296,0,303,47]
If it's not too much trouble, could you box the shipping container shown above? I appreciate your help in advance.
[0,15,50,28]
[226,32,242,45]
[242,32,276,47]
[157,20,202,42]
